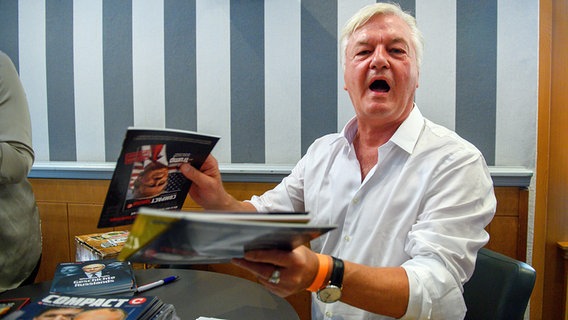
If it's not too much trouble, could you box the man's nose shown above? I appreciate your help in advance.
[370,48,389,69]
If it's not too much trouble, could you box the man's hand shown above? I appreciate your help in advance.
[231,245,320,297]
[180,155,255,211]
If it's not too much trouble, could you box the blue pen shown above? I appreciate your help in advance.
[136,275,179,292]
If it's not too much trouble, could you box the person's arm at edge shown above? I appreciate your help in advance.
[0,141,34,184]
[0,51,35,184]
[180,155,256,212]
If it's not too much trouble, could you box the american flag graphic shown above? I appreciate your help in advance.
[127,144,182,191]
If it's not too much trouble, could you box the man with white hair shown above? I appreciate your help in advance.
[181,3,495,319]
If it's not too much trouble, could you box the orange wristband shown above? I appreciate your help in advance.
[307,254,331,292]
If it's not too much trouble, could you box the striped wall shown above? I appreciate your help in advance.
[0,0,538,168]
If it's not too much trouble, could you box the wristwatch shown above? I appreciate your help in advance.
[317,257,344,303]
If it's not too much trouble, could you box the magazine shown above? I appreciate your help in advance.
[49,259,137,296]
[2,294,177,320]
[118,207,337,264]
[97,127,219,228]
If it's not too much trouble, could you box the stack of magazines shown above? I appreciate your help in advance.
[49,259,137,296]
[3,294,179,320]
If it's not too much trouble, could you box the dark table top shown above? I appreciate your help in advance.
[0,268,299,320]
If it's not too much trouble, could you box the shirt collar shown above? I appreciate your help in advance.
[337,104,424,154]
[390,105,424,154]
[340,116,359,144]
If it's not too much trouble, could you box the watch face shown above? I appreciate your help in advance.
[317,285,342,303]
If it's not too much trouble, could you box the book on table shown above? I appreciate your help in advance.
[2,293,178,320]
[49,259,137,296]
[117,207,337,265]
[97,127,219,228]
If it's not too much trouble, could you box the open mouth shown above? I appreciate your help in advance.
[370,80,390,93]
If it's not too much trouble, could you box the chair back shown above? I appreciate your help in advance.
[463,248,536,320]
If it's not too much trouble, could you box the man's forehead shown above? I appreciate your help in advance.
[347,14,415,56]
[353,14,411,37]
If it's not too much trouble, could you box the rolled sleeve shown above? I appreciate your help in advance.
[400,150,496,319]
[402,256,466,319]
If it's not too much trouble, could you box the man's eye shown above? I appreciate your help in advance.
[356,50,371,56]
[390,48,406,55]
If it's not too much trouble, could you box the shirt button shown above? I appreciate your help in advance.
[325,311,333,318]
[352,197,359,204]
[344,235,351,242]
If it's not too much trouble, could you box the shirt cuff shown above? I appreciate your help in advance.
[400,261,466,319]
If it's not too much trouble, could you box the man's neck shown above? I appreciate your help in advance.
[353,132,381,181]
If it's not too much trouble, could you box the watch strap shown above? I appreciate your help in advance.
[329,257,344,288]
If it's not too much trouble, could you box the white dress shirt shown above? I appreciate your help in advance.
[248,106,496,319]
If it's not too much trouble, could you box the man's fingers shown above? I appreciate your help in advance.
[180,163,194,179]
[181,163,208,184]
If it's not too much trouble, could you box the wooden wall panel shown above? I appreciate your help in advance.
[32,179,110,204]
[487,187,529,261]
[181,182,278,209]
[518,188,529,262]
[541,0,568,316]
[494,187,520,215]
[534,0,568,317]
[67,204,113,260]
[485,216,519,259]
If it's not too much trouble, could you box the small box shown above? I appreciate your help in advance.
[75,231,129,262]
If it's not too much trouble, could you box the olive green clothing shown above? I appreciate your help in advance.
[0,51,42,292]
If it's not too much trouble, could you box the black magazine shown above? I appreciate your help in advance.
[49,260,137,296]
[97,127,219,228]
[118,208,337,265]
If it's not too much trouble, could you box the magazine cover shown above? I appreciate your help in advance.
[118,208,337,265]
[97,127,219,228]
[49,259,137,296]
[2,294,175,320]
